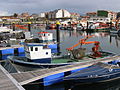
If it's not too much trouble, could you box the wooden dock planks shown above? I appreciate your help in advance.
[0,65,25,90]
[11,55,120,85]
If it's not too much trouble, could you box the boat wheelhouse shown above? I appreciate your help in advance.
[38,32,55,42]
[24,43,52,63]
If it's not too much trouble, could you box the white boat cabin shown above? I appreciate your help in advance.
[24,43,52,63]
[0,26,13,33]
[38,32,53,42]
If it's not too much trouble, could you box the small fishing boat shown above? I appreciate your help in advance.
[8,50,116,68]
[7,35,117,68]
[76,24,84,31]
[64,61,120,84]
[110,29,120,35]
[47,24,56,29]
[24,32,57,53]
[0,26,13,33]
[88,22,110,31]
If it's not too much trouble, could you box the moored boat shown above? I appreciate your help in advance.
[64,61,120,84]
[8,50,116,68]
[88,22,110,31]
[24,32,58,53]
[7,35,117,68]
[76,24,84,31]
[0,26,13,33]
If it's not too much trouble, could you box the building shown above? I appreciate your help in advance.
[31,14,39,18]
[70,13,80,20]
[97,10,117,20]
[88,17,110,23]
[86,12,97,17]
[0,16,21,22]
[108,11,117,20]
[87,10,117,23]
[39,13,46,18]
[47,9,71,20]
[21,12,30,17]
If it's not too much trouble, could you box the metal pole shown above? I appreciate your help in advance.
[12,22,15,31]
[28,22,31,31]
[86,21,89,30]
[3,22,5,27]
[56,21,60,55]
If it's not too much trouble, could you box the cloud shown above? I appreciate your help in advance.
[0,0,120,15]
[0,11,10,16]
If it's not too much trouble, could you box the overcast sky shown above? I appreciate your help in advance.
[0,0,120,16]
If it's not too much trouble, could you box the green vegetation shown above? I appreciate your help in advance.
[97,10,108,17]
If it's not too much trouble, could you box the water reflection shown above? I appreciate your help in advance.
[70,79,120,90]
[23,78,120,90]
[110,34,120,47]
[57,30,120,55]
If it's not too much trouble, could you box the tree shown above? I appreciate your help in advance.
[13,13,18,18]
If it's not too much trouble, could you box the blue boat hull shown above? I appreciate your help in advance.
[64,62,120,84]
[0,48,14,55]
[47,44,57,53]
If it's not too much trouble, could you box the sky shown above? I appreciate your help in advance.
[0,0,120,16]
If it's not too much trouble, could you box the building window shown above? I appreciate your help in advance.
[46,52,48,55]
[31,47,33,51]
[35,47,38,51]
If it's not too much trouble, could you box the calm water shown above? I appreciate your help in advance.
[22,29,120,90]
[44,29,120,55]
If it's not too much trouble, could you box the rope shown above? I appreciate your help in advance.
[9,60,22,73]
[2,60,8,67]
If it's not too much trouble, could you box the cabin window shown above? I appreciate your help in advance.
[44,34,46,36]
[46,52,48,55]
[48,34,50,36]
[35,47,38,51]
[31,47,33,51]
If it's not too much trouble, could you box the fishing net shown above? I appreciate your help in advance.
[70,48,86,59]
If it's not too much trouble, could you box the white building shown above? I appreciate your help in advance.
[47,9,71,19]
[108,11,117,20]
[6,18,21,22]
[88,17,111,23]
[39,13,46,18]
[87,10,117,24]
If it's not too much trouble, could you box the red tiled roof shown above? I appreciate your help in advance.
[38,32,49,34]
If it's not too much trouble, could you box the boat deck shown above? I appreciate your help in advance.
[9,51,115,64]
[0,45,23,50]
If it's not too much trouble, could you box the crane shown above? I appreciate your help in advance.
[66,35,102,58]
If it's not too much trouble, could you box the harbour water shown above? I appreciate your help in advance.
[23,29,120,90]
[2,28,120,90]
